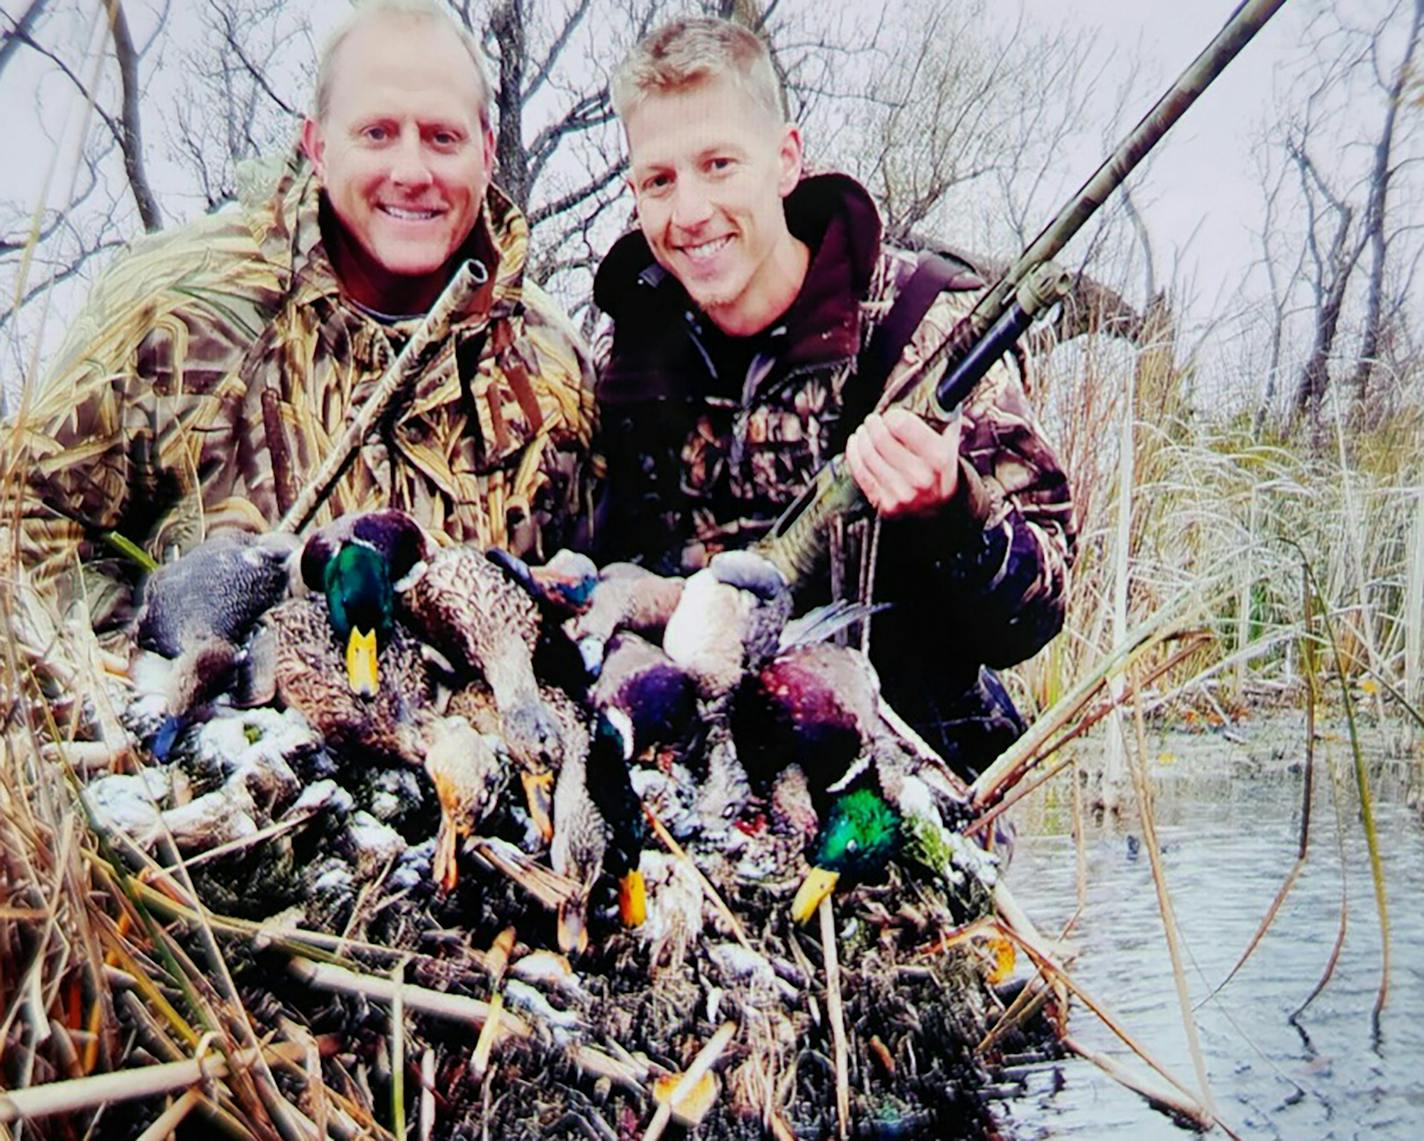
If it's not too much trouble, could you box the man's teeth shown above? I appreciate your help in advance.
[684,236,731,261]
[382,206,440,220]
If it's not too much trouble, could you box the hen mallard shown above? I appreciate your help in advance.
[549,707,648,954]
[423,716,508,892]
[133,530,300,755]
[445,677,587,844]
[400,542,569,783]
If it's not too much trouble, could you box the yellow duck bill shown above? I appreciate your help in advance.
[791,866,840,924]
[346,627,379,696]
[619,868,647,928]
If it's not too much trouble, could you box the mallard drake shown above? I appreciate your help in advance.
[732,641,876,799]
[133,530,300,755]
[790,784,902,923]
[728,638,964,921]
[298,509,432,696]
[590,631,700,771]
[549,707,648,954]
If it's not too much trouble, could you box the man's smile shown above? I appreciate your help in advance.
[378,204,444,221]
[678,234,734,262]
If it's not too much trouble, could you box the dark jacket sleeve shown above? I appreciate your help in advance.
[873,290,1076,669]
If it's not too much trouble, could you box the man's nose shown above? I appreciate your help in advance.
[669,178,714,230]
[389,130,434,188]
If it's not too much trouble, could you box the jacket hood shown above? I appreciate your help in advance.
[589,173,877,410]
[595,171,881,326]
[594,172,884,405]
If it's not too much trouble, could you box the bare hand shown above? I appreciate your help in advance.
[845,408,961,518]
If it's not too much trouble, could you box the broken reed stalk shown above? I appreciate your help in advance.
[644,806,755,955]
[642,1021,736,1141]
[289,957,531,1042]
[390,959,406,1141]
[419,1049,436,1141]
[970,572,1235,810]
[0,1041,304,1124]
[819,895,851,1139]
[1060,1036,1229,1136]
[1125,664,1217,1121]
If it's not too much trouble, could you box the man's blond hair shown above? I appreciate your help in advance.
[314,0,493,128]
[611,16,784,124]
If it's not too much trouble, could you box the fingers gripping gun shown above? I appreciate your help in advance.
[757,0,1290,586]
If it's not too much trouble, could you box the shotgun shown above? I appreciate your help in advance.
[757,0,1290,584]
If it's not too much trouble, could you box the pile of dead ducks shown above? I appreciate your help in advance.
[81,509,1018,1138]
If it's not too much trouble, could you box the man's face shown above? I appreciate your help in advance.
[624,75,803,335]
[302,17,495,312]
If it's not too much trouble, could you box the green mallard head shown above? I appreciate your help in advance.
[791,786,901,924]
[323,542,396,697]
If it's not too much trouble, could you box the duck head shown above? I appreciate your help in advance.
[791,786,901,924]
[589,707,648,929]
[302,511,431,697]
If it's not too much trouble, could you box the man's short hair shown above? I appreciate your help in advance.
[314,0,494,129]
[611,16,785,124]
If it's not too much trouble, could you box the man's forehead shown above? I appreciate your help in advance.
[626,78,781,161]
[324,17,484,116]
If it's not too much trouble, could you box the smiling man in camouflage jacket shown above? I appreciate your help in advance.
[11,0,593,639]
[592,17,1076,779]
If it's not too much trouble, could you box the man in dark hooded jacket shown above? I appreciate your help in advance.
[590,16,1076,780]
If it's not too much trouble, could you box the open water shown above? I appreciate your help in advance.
[996,716,1424,1140]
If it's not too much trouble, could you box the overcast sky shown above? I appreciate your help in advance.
[2,0,1407,398]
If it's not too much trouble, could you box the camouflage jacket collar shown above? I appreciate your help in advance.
[235,144,529,334]
[595,172,883,403]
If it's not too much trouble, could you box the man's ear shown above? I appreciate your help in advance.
[777,124,804,198]
[300,117,325,177]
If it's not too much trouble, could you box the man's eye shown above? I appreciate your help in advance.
[641,174,671,194]
[431,131,462,148]
[708,156,735,173]
[362,125,390,142]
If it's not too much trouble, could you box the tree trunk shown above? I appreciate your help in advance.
[1348,0,1423,413]
[490,0,531,212]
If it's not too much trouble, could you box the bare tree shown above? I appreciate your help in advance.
[1274,0,1424,428]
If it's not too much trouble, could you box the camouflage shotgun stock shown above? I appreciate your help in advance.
[759,0,1290,585]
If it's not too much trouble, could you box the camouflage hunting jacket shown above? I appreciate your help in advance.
[10,146,594,635]
[591,173,1075,776]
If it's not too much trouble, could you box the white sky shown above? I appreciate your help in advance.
[1,0,1407,400]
